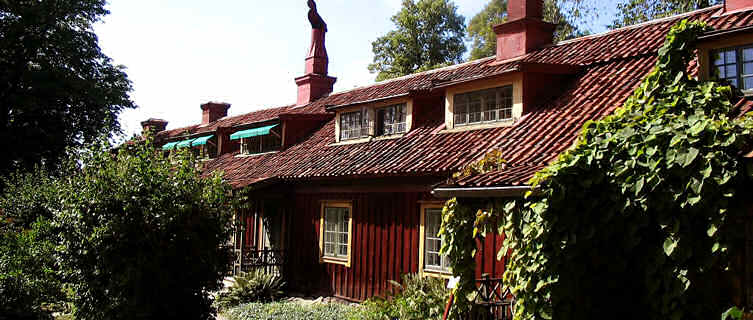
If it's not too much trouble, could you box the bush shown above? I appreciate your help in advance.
[222,301,369,320]
[214,270,286,310]
[0,170,64,319]
[362,274,450,320]
[3,139,235,320]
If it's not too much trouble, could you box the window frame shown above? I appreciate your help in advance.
[239,133,281,156]
[339,108,371,141]
[375,103,407,136]
[453,85,514,127]
[419,202,451,278]
[711,44,753,92]
[319,201,353,267]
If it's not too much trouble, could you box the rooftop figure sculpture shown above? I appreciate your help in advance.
[307,0,327,31]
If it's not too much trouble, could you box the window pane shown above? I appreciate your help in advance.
[726,65,738,78]
[325,243,334,255]
[730,78,739,88]
[714,51,725,66]
[744,77,753,90]
[468,92,482,123]
[744,47,753,62]
[341,111,363,140]
[726,50,737,63]
[338,245,348,256]
[717,65,726,78]
[744,62,753,75]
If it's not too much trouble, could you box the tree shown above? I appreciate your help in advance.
[2,139,235,319]
[467,0,587,60]
[610,0,720,28]
[0,0,136,178]
[369,0,466,81]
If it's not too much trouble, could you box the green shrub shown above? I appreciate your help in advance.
[362,274,450,320]
[2,138,235,320]
[214,270,286,310]
[223,301,369,320]
[0,169,64,319]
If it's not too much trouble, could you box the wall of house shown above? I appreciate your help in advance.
[280,190,507,301]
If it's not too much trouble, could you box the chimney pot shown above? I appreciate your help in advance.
[201,102,230,125]
[140,118,168,135]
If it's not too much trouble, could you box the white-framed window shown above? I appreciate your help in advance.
[713,45,753,91]
[319,201,352,266]
[454,85,513,126]
[420,204,450,275]
[376,103,407,136]
[340,109,371,141]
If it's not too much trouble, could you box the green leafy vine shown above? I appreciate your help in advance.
[441,20,753,320]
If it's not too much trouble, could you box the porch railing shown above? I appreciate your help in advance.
[444,275,515,320]
[470,275,515,320]
[233,248,285,277]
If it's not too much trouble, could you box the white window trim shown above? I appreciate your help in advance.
[334,99,413,143]
[445,74,523,131]
[319,201,353,267]
[419,202,452,278]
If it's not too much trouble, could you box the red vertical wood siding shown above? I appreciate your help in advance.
[283,191,506,301]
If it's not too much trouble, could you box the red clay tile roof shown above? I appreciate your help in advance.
[175,5,753,189]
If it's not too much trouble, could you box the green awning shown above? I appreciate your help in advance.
[161,141,179,150]
[191,135,213,146]
[230,124,278,140]
[176,138,195,149]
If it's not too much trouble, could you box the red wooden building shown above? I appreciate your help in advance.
[143,0,753,302]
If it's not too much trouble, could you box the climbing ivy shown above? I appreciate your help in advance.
[441,20,753,320]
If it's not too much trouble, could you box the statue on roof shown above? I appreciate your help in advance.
[307,0,327,31]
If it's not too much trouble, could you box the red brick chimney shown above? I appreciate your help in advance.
[726,0,753,12]
[493,0,556,61]
[295,0,336,107]
[140,118,168,135]
[201,102,230,125]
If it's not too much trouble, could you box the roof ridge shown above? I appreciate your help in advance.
[160,103,294,135]
[554,4,722,47]
[326,56,497,97]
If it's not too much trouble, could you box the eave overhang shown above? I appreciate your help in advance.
[431,185,538,198]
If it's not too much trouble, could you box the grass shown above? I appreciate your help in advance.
[221,301,377,320]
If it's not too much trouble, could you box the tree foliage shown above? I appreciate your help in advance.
[2,139,235,319]
[441,20,753,320]
[0,169,65,319]
[466,0,588,60]
[610,0,719,28]
[0,0,135,177]
[369,0,466,81]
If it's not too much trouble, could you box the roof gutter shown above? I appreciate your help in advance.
[431,185,537,198]
[325,93,411,111]
[698,25,753,41]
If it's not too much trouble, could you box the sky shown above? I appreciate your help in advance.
[94,0,618,139]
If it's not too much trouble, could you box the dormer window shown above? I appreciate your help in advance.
[453,85,513,126]
[376,103,407,136]
[340,108,370,141]
[333,99,413,143]
[712,45,753,91]
[230,124,281,155]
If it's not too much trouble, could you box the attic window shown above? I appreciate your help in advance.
[376,103,407,136]
[240,135,280,155]
[454,85,513,126]
[340,109,370,141]
[712,45,753,91]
